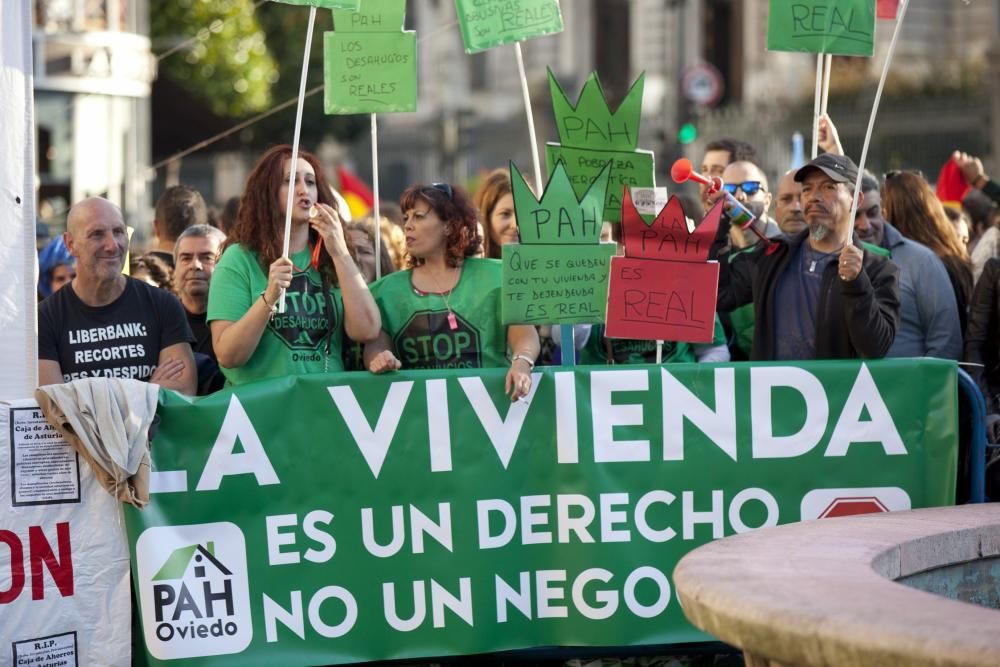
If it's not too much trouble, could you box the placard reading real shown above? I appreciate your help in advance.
[766,0,876,57]
[605,257,720,343]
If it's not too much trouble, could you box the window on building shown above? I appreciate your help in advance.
[701,0,743,106]
[469,52,488,92]
[593,0,632,105]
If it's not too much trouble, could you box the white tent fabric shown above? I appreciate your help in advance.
[0,0,38,399]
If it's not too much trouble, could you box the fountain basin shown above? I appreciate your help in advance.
[673,504,1000,666]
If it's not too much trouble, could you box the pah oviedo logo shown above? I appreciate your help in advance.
[136,523,252,659]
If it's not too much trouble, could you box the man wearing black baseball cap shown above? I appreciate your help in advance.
[716,153,900,360]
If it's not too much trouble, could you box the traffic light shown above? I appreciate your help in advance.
[678,122,698,145]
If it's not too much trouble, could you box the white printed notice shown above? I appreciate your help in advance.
[9,406,80,506]
[631,186,669,217]
[12,632,78,667]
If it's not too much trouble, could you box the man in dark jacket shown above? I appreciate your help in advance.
[717,154,901,360]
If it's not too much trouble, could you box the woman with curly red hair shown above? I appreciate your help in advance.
[207,145,380,385]
[364,182,539,400]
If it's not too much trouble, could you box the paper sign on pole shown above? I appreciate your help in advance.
[502,160,615,325]
[454,0,564,54]
[324,0,417,114]
[605,191,722,343]
[767,0,877,57]
[545,69,655,222]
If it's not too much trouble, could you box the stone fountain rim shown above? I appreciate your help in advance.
[673,504,1000,667]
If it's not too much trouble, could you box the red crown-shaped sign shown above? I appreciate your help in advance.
[620,187,723,263]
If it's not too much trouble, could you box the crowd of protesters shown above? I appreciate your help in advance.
[33,118,1000,427]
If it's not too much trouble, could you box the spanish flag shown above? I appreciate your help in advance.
[336,165,374,219]
[877,0,900,20]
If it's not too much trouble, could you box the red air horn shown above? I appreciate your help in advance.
[670,158,776,251]
[670,158,723,195]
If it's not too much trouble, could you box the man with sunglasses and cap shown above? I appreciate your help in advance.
[716,153,901,361]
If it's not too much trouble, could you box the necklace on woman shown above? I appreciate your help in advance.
[416,266,460,331]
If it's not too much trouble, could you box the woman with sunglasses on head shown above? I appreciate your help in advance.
[882,170,974,335]
[207,145,380,386]
[364,183,539,401]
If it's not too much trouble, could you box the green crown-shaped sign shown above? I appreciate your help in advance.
[511,159,611,245]
[333,0,405,31]
[549,68,645,152]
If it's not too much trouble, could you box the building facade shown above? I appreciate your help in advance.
[145,0,999,207]
[33,0,156,232]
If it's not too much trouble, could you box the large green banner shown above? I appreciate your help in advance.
[126,360,957,665]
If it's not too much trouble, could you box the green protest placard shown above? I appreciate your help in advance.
[324,0,416,114]
[767,0,876,57]
[546,69,654,222]
[550,69,644,152]
[271,0,360,8]
[454,0,564,54]
[333,0,406,31]
[126,360,957,665]
[512,160,611,245]
[546,143,655,223]
[501,243,615,324]
[324,32,416,114]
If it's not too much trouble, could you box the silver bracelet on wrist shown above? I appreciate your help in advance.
[511,354,535,369]
[260,291,277,319]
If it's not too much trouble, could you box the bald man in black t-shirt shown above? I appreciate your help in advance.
[38,197,196,394]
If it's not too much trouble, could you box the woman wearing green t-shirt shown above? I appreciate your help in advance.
[208,145,380,385]
[364,183,539,401]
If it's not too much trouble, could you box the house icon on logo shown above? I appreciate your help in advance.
[152,542,232,581]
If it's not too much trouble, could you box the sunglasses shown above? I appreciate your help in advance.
[722,181,765,196]
[884,169,924,181]
[427,182,454,200]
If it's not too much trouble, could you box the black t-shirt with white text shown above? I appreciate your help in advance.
[38,278,194,383]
